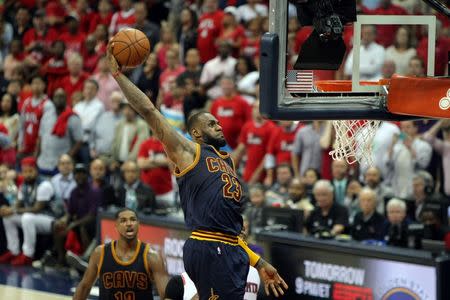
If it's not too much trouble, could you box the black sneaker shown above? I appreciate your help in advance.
[66,251,88,272]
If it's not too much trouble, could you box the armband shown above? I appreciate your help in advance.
[238,237,260,267]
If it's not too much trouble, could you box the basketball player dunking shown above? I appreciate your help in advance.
[107,46,288,299]
[73,208,169,300]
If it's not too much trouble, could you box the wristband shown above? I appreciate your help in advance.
[112,70,121,78]
[238,237,261,267]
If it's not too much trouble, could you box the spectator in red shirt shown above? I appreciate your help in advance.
[81,35,101,73]
[93,24,108,55]
[233,101,276,183]
[197,0,224,63]
[264,121,300,186]
[22,9,59,64]
[59,15,86,56]
[210,76,251,149]
[416,20,449,76]
[73,0,97,34]
[40,40,68,97]
[159,48,186,108]
[137,137,175,209]
[368,0,408,47]
[154,24,179,71]
[18,76,53,159]
[240,17,262,59]
[218,6,245,57]
[109,0,136,37]
[88,0,113,34]
[59,53,89,106]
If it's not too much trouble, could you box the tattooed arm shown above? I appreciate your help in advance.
[107,46,196,170]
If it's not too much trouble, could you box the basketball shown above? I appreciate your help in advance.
[110,28,150,68]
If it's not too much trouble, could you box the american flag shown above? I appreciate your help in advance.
[285,70,314,93]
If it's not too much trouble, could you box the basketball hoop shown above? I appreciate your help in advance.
[330,120,381,166]
[314,80,383,166]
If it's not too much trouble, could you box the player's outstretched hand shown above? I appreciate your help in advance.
[106,42,120,75]
[257,259,288,297]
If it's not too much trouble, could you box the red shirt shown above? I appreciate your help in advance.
[210,95,251,149]
[159,65,186,107]
[240,37,261,60]
[267,124,300,166]
[20,96,50,154]
[58,72,89,106]
[59,31,86,54]
[218,25,245,57]
[239,120,276,182]
[22,27,59,63]
[138,138,173,195]
[110,10,136,36]
[197,10,224,63]
[88,12,113,33]
[417,37,450,76]
[40,57,68,97]
[368,5,408,47]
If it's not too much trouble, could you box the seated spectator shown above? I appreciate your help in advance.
[305,180,349,237]
[244,184,266,234]
[0,157,54,265]
[90,159,116,209]
[406,56,425,77]
[90,92,124,163]
[265,164,293,205]
[384,198,410,247]
[285,178,314,218]
[343,178,363,221]
[381,60,396,79]
[52,163,100,266]
[115,161,155,213]
[420,204,446,241]
[344,25,385,81]
[331,159,349,205]
[303,168,320,204]
[137,136,175,209]
[363,166,394,215]
[50,154,76,218]
[111,103,149,163]
[37,88,82,176]
[351,188,386,241]
[409,171,435,221]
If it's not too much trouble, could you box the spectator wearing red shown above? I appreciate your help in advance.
[210,76,251,149]
[73,0,97,34]
[264,121,300,186]
[416,20,449,76]
[88,0,113,34]
[138,137,175,209]
[22,9,59,64]
[109,0,136,37]
[81,35,101,73]
[233,101,275,183]
[91,56,121,111]
[59,15,86,56]
[219,6,245,57]
[197,0,224,63]
[154,24,179,71]
[18,76,53,158]
[367,0,408,47]
[59,53,89,106]
[45,0,66,27]
[159,48,186,108]
[93,24,108,55]
[40,40,68,97]
[240,17,262,60]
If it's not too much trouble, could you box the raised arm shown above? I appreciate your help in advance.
[107,45,196,171]
[73,246,102,300]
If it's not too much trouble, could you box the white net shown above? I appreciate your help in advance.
[330,120,381,166]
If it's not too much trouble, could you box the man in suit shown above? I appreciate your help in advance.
[116,161,155,213]
[331,159,349,206]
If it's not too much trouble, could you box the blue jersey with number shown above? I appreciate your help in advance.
[176,144,243,236]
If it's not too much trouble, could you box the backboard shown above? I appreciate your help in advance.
[260,0,448,121]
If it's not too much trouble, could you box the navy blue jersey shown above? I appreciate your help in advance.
[176,144,243,236]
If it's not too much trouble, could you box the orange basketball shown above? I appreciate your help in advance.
[111,28,150,68]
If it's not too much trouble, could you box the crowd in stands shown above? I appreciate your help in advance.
[0,0,448,272]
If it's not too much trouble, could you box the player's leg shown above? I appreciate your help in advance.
[183,239,249,300]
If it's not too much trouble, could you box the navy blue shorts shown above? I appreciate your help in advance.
[183,238,249,300]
